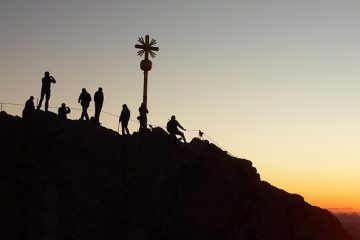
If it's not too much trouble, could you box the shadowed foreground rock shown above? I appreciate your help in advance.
[0,111,352,240]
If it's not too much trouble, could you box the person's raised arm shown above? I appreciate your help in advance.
[178,122,186,131]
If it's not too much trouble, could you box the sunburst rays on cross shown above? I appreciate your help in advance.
[136,36,158,58]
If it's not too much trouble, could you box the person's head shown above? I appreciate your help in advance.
[98,87,102,92]
[30,96,34,101]
[45,71,50,77]
[82,88,86,92]
[123,104,127,108]
[61,103,66,108]
[171,115,176,120]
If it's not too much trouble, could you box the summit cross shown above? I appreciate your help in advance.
[135,35,159,61]
[134,35,159,123]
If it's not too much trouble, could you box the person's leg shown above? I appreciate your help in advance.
[94,105,98,121]
[180,132,187,143]
[94,104,101,122]
[37,91,45,109]
[125,121,130,135]
[140,116,147,129]
[85,110,89,120]
[80,105,85,120]
[84,105,89,120]
[97,104,102,122]
[44,91,50,112]
[121,123,125,135]
[176,131,186,143]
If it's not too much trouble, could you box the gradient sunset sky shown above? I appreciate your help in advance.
[1,0,359,211]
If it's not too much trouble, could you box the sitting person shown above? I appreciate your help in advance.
[58,103,71,119]
[22,96,35,118]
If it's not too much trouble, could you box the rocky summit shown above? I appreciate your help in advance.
[0,111,352,240]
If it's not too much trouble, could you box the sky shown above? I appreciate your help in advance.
[1,0,359,211]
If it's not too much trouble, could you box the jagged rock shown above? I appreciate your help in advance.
[0,111,352,240]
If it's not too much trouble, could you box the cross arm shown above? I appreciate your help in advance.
[135,44,145,49]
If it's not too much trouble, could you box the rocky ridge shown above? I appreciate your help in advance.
[0,111,352,240]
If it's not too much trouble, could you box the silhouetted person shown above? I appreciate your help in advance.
[58,103,71,120]
[138,102,148,131]
[22,96,35,118]
[94,87,104,123]
[37,71,56,111]
[78,88,91,120]
[166,115,186,143]
[119,104,131,135]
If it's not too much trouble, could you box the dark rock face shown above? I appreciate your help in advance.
[0,111,352,240]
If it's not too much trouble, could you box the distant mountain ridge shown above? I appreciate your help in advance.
[0,111,352,240]
[334,213,360,240]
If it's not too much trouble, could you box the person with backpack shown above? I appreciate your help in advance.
[166,115,186,143]
[78,88,91,120]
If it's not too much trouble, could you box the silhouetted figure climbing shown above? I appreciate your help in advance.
[119,104,131,135]
[166,115,186,143]
[138,102,148,131]
[58,103,71,120]
[78,88,91,120]
[22,96,35,118]
[94,87,104,123]
[37,71,56,111]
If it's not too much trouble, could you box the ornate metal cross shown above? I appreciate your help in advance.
[135,35,159,111]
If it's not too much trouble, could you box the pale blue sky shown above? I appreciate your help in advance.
[1,0,360,210]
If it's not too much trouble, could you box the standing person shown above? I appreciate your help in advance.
[119,104,131,135]
[58,103,71,120]
[37,71,56,111]
[138,102,148,131]
[93,87,104,123]
[78,88,91,120]
[22,96,35,118]
[166,115,186,143]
